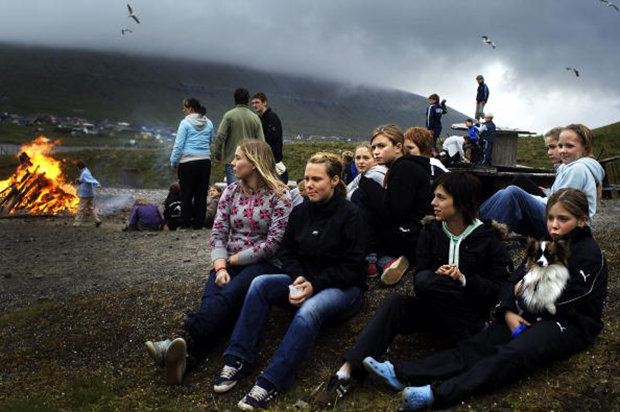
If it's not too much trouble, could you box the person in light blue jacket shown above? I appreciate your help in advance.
[170,97,214,229]
[480,123,604,238]
[74,160,101,227]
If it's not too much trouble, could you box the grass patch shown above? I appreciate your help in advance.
[0,397,56,412]
[0,302,59,329]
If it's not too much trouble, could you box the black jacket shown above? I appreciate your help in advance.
[260,107,283,162]
[495,226,608,341]
[415,217,512,319]
[359,155,434,262]
[278,192,369,293]
[476,82,489,103]
[163,193,182,228]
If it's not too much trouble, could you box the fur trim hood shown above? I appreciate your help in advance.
[420,215,509,239]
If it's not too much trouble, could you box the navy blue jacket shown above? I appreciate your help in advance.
[480,121,497,143]
[260,107,283,163]
[426,102,447,131]
[476,83,489,103]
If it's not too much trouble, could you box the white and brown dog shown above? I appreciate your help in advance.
[516,239,570,315]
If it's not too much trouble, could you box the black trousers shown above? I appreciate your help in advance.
[343,270,486,378]
[393,320,591,409]
[178,159,211,228]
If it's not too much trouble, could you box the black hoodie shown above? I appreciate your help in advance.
[495,226,608,341]
[358,155,434,262]
[278,191,369,293]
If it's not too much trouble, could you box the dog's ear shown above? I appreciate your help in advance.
[554,239,571,264]
[526,237,538,257]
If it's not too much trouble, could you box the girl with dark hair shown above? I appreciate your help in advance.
[481,123,605,238]
[365,188,608,411]
[315,172,511,407]
[212,152,369,410]
[170,97,213,229]
[146,140,292,386]
[357,124,434,285]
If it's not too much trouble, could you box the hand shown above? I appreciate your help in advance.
[170,165,178,172]
[514,279,524,296]
[436,264,465,285]
[215,269,230,287]
[504,310,531,332]
[538,186,549,193]
[227,254,239,266]
[288,276,314,307]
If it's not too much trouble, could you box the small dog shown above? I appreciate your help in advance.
[516,238,570,315]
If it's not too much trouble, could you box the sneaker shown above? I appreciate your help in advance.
[314,375,351,407]
[237,382,278,411]
[165,337,187,385]
[362,356,404,391]
[380,256,409,285]
[400,385,434,411]
[213,357,249,393]
[367,263,379,278]
[95,221,102,227]
[145,338,172,368]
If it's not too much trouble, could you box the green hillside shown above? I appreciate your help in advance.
[0,44,467,138]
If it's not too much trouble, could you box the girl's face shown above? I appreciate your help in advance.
[544,136,561,164]
[304,163,338,203]
[558,130,586,164]
[231,147,256,180]
[547,201,587,239]
[354,147,376,173]
[371,135,402,165]
[404,139,422,156]
[430,185,458,222]
[208,187,219,198]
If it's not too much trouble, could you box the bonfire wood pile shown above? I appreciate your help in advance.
[0,137,79,216]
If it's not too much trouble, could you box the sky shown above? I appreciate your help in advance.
[1,0,620,134]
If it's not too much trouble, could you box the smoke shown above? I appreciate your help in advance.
[95,191,134,215]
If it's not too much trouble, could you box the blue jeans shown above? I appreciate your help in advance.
[225,274,363,391]
[482,140,493,166]
[184,262,278,341]
[480,185,547,238]
[225,164,238,185]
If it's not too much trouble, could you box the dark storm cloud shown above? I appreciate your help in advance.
[1,0,619,131]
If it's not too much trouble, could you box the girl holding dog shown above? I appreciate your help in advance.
[480,123,605,238]
[363,188,608,411]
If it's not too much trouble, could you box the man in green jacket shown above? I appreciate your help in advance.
[212,87,265,184]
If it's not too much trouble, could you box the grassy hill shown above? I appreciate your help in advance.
[0,43,467,139]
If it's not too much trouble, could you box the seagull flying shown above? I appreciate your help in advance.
[481,35,496,49]
[600,0,619,11]
[566,67,580,77]
[121,28,133,35]
[127,4,141,24]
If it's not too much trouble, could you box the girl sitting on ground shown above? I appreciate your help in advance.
[314,172,511,407]
[205,185,222,228]
[163,183,182,230]
[144,140,292,385]
[357,124,434,285]
[480,123,605,239]
[212,152,369,411]
[364,188,607,411]
[124,198,163,231]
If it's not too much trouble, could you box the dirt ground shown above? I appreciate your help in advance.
[1,191,619,411]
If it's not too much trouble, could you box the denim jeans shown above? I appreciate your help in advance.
[482,140,493,166]
[225,164,239,185]
[225,274,363,391]
[480,185,547,238]
[184,262,279,343]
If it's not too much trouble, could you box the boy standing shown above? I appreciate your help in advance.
[479,113,497,166]
[465,119,482,164]
[475,75,489,121]
[425,94,448,153]
[74,160,101,227]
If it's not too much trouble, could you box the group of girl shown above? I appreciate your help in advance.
[144,120,607,411]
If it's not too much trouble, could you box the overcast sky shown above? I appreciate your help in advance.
[1,0,620,133]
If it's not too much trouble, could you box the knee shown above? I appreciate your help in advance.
[413,270,436,295]
[295,301,323,329]
[248,275,273,295]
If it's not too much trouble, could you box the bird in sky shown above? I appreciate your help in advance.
[566,67,580,77]
[127,4,141,24]
[481,35,496,49]
[121,28,133,35]
[600,0,619,11]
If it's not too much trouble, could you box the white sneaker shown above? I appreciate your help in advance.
[145,339,172,368]
[381,256,410,285]
[165,338,187,385]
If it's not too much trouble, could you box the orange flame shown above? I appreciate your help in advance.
[0,136,79,215]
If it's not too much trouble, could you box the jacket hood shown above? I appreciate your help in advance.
[364,165,387,181]
[421,215,509,239]
[562,157,605,185]
[185,113,208,130]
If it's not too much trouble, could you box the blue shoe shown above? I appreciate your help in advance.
[362,356,404,391]
[400,385,434,411]
[145,338,172,368]
[213,357,250,393]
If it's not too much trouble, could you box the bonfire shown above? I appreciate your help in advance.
[0,137,79,215]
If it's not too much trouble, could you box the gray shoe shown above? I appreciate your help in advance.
[165,337,187,385]
[381,256,410,285]
[145,338,172,368]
